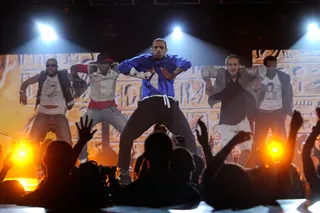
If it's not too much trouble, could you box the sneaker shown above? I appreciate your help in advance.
[118,169,132,185]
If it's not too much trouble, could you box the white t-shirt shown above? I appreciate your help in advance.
[88,64,119,101]
[38,75,67,115]
[259,73,283,111]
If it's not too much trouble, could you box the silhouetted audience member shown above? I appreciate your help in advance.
[302,108,320,204]
[206,164,257,210]
[0,180,26,204]
[17,141,74,208]
[116,132,201,208]
[170,148,195,183]
[192,154,205,185]
[72,161,108,208]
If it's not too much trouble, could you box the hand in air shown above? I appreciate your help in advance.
[232,131,252,145]
[290,110,303,132]
[76,115,97,144]
[195,119,209,148]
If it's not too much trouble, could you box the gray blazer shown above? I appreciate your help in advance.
[201,65,267,107]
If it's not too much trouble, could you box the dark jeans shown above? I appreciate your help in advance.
[117,96,197,170]
[29,113,72,166]
[254,109,287,150]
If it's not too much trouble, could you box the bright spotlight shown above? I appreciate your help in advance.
[173,27,182,39]
[307,23,320,40]
[267,140,284,162]
[12,141,33,165]
[37,23,58,42]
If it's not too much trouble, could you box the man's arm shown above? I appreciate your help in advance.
[70,64,88,79]
[118,55,143,74]
[118,55,155,80]
[241,64,267,79]
[20,74,40,91]
[70,64,89,98]
[201,66,226,96]
[173,56,192,78]
[19,74,40,105]
[286,74,294,115]
[161,56,192,80]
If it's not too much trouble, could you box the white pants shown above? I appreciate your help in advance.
[220,117,253,151]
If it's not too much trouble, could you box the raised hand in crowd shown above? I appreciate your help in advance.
[230,131,252,146]
[302,108,320,204]
[72,115,97,165]
[196,119,213,164]
[77,115,97,143]
[282,110,303,170]
[0,152,14,183]
[290,110,304,133]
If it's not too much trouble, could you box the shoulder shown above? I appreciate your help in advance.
[166,54,183,60]
[277,70,291,80]
[216,68,227,77]
[58,69,68,76]
[135,53,152,60]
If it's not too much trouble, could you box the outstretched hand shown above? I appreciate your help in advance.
[76,115,97,144]
[290,110,303,131]
[231,131,252,145]
[195,119,209,147]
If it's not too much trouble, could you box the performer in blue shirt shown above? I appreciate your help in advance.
[117,38,197,184]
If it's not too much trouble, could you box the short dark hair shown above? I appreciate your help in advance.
[263,55,277,66]
[46,58,57,65]
[152,38,167,49]
[225,55,240,65]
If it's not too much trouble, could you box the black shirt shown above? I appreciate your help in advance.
[209,74,251,125]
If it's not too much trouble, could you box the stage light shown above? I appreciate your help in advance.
[173,27,182,39]
[37,23,57,42]
[12,141,33,165]
[267,140,284,162]
[307,23,320,40]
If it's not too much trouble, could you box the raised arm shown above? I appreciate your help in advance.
[118,55,143,74]
[19,74,40,105]
[282,110,303,169]
[160,56,192,80]
[70,64,88,79]
[200,66,225,97]
[240,64,267,79]
[303,109,320,202]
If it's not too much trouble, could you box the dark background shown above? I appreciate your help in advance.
[0,0,319,65]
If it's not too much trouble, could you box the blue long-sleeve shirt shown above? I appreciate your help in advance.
[118,53,192,98]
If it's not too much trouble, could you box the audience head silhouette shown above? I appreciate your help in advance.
[43,140,73,174]
[170,148,195,183]
[144,132,173,167]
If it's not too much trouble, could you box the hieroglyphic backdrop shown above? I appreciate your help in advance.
[1,51,319,161]
[0,53,220,160]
